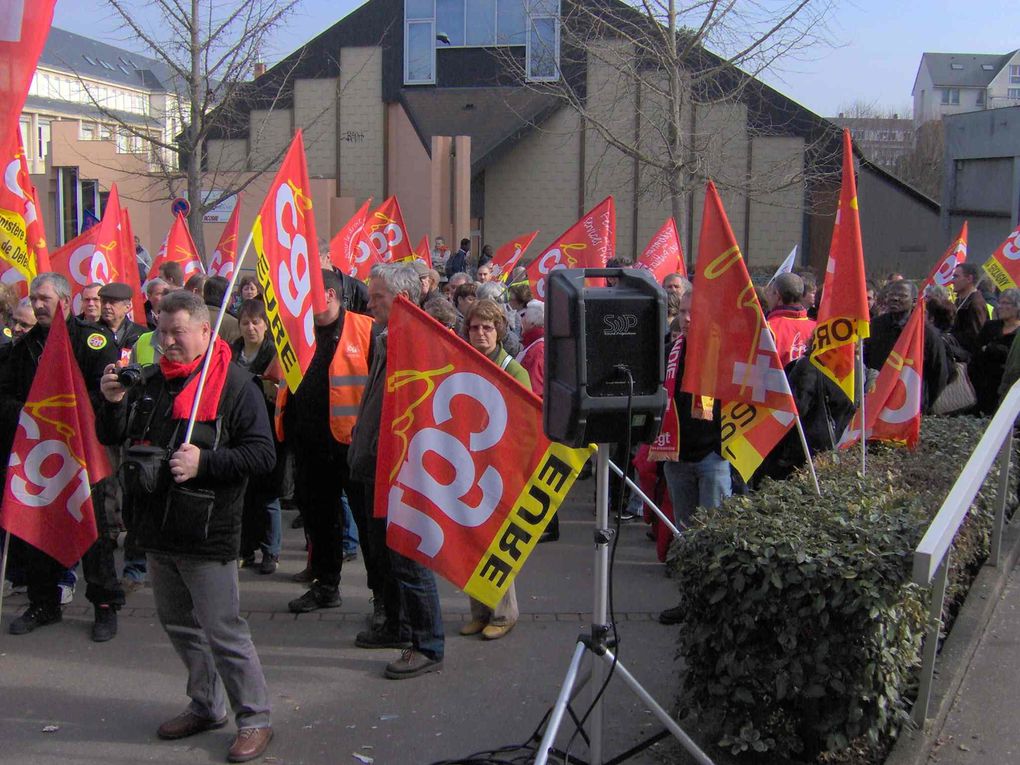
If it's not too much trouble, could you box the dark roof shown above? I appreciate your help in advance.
[915,51,1017,90]
[400,87,561,171]
[40,27,175,94]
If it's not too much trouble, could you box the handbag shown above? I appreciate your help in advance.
[933,361,977,415]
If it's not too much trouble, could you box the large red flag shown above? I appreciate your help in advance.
[0,314,110,567]
[811,128,870,403]
[490,231,538,282]
[376,297,591,608]
[330,198,373,279]
[355,196,413,266]
[0,1,55,153]
[840,300,924,450]
[148,213,205,283]
[207,198,241,280]
[922,222,967,294]
[117,207,147,323]
[526,197,615,300]
[251,130,327,393]
[0,128,50,297]
[681,182,798,481]
[636,218,686,283]
[982,223,1020,291]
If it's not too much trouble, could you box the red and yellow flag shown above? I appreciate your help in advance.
[982,222,1020,291]
[376,297,590,608]
[207,196,242,280]
[355,196,413,266]
[811,128,870,402]
[681,182,798,481]
[117,206,147,322]
[330,197,373,279]
[636,218,686,283]
[526,197,615,300]
[148,212,205,283]
[415,235,433,268]
[922,222,967,294]
[0,128,49,296]
[0,312,110,567]
[840,300,924,450]
[251,130,327,393]
[491,230,538,282]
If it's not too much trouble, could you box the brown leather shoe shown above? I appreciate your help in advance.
[156,710,228,740]
[228,726,273,762]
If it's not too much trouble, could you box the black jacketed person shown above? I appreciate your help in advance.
[96,289,276,763]
[0,273,123,642]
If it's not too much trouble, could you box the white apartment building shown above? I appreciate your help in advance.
[912,50,1020,125]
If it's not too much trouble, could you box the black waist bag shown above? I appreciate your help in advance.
[162,485,216,546]
[121,445,170,497]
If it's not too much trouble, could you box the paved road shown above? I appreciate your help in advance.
[929,562,1020,765]
[0,478,688,765]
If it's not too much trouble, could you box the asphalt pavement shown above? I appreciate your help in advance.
[0,477,688,765]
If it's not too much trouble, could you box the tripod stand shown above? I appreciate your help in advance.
[534,444,715,765]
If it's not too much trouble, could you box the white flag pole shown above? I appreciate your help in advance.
[793,414,822,496]
[0,531,11,628]
[183,228,254,445]
[857,342,866,475]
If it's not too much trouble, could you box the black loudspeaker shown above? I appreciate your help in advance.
[544,268,668,447]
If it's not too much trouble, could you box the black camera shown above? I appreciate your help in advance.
[116,363,148,389]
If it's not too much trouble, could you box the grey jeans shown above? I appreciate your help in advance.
[148,554,271,729]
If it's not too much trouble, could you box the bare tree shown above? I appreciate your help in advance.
[895,120,943,200]
[91,0,305,256]
[502,0,839,236]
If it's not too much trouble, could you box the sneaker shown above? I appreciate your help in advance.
[91,604,118,642]
[59,583,75,605]
[658,604,683,625]
[9,603,62,635]
[618,511,638,522]
[258,554,279,575]
[355,626,411,649]
[290,566,313,583]
[384,648,443,679]
[288,585,341,613]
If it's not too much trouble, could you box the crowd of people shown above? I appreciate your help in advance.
[0,233,1013,762]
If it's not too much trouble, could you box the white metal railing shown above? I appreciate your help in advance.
[910,378,1020,723]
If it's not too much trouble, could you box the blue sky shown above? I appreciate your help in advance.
[53,0,1020,117]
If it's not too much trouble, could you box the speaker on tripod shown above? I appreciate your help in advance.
[544,268,668,447]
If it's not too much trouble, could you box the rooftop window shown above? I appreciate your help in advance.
[982,64,995,71]
[950,63,963,70]
[82,54,97,66]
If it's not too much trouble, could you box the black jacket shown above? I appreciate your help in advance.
[327,266,370,315]
[446,249,468,278]
[348,326,387,483]
[107,319,147,351]
[0,316,117,465]
[671,338,724,463]
[97,364,276,560]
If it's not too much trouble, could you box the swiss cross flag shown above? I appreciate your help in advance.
[148,213,205,283]
[0,314,110,567]
[526,197,615,300]
[330,198,372,279]
[636,218,686,283]
[207,199,242,280]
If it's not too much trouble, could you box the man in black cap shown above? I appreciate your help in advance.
[99,282,146,359]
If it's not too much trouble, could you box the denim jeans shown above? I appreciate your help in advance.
[341,492,359,555]
[388,548,445,660]
[264,499,282,557]
[662,452,732,529]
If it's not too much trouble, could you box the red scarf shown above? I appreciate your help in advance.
[649,337,683,461]
[160,336,233,422]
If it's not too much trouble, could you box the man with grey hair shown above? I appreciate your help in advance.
[0,273,122,641]
[144,276,171,330]
[444,271,470,301]
[348,263,445,679]
[662,273,691,297]
[766,272,815,368]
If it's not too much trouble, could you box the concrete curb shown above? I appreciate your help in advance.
[885,517,1020,765]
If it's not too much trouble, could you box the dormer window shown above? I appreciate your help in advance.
[950,63,963,70]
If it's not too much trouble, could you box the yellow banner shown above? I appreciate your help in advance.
[253,217,304,393]
[983,258,1017,292]
[0,208,36,281]
[463,442,591,607]
[810,317,868,403]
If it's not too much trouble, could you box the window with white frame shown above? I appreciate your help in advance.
[37,121,50,159]
[1008,88,1020,100]
[404,0,558,84]
[941,88,959,105]
[1011,64,1020,83]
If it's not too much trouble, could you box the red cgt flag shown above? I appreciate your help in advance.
[840,300,925,450]
[0,1,55,153]
[491,230,538,283]
[526,197,615,300]
[148,212,205,283]
[251,130,327,393]
[0,313,110,567]
[811,128,870,403]
[415,235,433,268]
[922,222,967,294]
[355,196,413,266]
[0,128,50,297]
[636,218,686,283]
[376,297,590,608]
[330,198,373,279]
[207,196,242,281]
[982,222,1020,291]
[681,182,798,481]
[117,207,147,323]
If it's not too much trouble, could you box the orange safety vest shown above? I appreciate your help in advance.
[274,311,373,445]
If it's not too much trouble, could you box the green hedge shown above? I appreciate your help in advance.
[670,416,1002,762]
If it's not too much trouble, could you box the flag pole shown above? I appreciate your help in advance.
[183,228,254,445]
[793,415,822,496]
[0,531,11,628]
[857,341,866,475]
